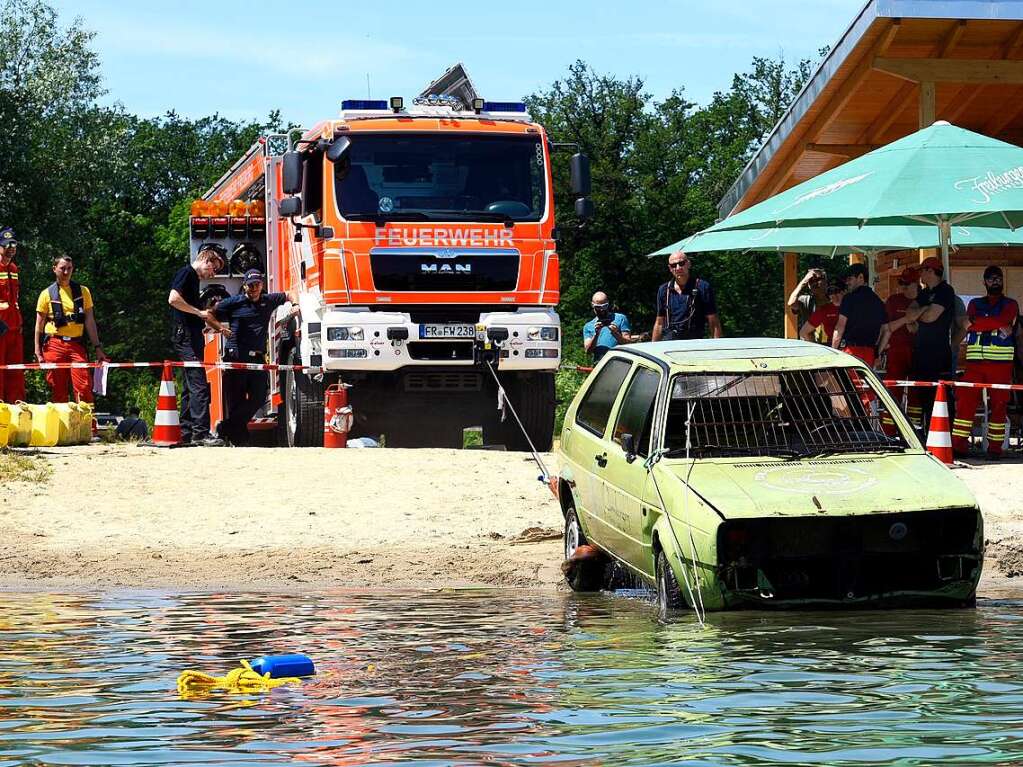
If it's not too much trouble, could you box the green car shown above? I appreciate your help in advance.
[556,339,983,615]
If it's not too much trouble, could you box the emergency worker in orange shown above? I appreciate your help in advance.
[33,256,108,402]
[799,280,844,343]
[952,265,1019,460]
[0,227,25,402]
[878,266,920,380]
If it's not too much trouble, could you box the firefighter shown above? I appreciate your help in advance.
[167,244,229,447]
[799,279,844,343]
[33,255,108,402]
[0,227,25,402]
[952,266,1019,460]
[212,269,296,446]
[877,266,919,436]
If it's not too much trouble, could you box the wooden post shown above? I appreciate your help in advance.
[784,252,798,339]
[919,81,936,127]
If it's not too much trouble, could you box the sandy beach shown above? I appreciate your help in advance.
[0,443,1020,596]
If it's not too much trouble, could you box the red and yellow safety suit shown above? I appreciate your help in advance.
[0,259,25,402]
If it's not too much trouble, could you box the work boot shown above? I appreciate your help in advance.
[197,436,225,447]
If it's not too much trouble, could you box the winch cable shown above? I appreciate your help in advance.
[643,400,706,626]
[483,358,551,484]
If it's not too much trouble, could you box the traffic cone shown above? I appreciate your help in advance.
[152,362,182,447]
[925,383,953,465]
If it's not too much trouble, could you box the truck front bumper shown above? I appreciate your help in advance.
[310,308,561,372]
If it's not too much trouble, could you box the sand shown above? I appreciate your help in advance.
[0,443,1020,596]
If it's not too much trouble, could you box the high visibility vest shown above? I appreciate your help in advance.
[965,296,1017,363]
[47,281,86,329]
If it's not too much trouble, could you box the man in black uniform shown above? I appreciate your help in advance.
[213,270,297,446]
[832,262,886,366]
[167,244,228,446]
[651,250,723,341]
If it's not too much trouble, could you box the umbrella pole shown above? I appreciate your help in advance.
[939,219,951,277]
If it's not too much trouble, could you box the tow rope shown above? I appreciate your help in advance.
[483,358,551,486]
[176,659,301,699]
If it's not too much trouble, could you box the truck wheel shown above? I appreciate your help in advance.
[281,347,324,447]
[656,550,687,618]
[564,507,607,592]
[488,373,555,452]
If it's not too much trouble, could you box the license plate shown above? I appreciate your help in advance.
[419,323,476,339]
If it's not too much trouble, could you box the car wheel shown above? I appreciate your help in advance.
[563,507,607,592]
[656,550,687,618]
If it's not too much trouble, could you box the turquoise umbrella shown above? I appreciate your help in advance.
[649,222,1023,257]
[698,121,1023,274]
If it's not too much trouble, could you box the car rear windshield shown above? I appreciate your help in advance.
[665,368,908,458]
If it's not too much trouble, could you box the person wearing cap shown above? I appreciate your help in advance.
[832,263,886,365]
[888,256,958,432]
[951,265,1019,460]
[33,255,108,402]
[0,227,25,402]
[652,251,722,341]
[799,279,844,344]
[583,291,641,362]
[167,244,230,447]
[212,270,297,446]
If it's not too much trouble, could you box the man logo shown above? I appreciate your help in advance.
[420,263,471,274]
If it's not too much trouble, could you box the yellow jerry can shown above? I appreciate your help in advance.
[9,403,33,447]
[0,403,11,448]
[26,403,60,447]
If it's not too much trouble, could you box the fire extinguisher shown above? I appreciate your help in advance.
[323,383,353,448]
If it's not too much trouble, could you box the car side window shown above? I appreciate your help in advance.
[612,367,660,457]
[575,358,632,437]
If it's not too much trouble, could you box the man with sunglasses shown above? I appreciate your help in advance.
[652,251,722,342]
[583,291,638,362]
[951,265,1018,459]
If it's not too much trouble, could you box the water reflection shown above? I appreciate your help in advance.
[2,590,1023,765]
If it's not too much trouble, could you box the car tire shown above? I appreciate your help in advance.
[656,550,687,618]
[563,507,607,592]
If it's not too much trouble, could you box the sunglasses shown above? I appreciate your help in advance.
[985,275,1003,281]
[668,261,689,270]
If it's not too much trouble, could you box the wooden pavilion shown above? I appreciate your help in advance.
[717,0,1023,336]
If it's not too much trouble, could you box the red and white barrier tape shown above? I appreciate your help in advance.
[883,379,1023,392]
[0,360,326,373]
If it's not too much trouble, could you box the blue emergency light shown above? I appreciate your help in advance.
[341,99,388,111]
[483,101,527,113]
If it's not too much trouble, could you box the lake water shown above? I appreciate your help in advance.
[3,590,1023,765]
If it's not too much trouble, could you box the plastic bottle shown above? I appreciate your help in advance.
[248,654,315,678]
[229,199,249,217]
[249,199,266,217]
[210,200,230,217]
[190,199,209,217]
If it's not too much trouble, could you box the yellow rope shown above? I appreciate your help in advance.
[176,659,301,698]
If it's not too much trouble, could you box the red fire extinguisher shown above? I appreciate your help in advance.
[323,383,353,448]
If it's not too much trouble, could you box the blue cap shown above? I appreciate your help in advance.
[0,227,17,247]
[242,269,264,285]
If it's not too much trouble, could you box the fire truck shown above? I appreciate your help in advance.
[189,66,591,448]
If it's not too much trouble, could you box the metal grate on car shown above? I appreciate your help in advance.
[665,368,906,458]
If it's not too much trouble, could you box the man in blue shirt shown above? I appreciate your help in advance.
[213,270,297,446]
[652,251,722,341]
[583,291,639,362]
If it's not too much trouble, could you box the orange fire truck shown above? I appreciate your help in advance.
[189,69,590,448]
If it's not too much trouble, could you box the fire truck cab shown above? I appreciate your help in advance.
[191,72,590,449]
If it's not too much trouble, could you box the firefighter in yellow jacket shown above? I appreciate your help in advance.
[34,255,108,402]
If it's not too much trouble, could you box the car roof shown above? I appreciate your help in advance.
[610,338,862,373]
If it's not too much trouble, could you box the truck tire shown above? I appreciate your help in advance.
[656,550,687,619]
[487,372,555,452]
[281,347,324,447]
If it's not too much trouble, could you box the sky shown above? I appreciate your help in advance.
[52,0,866,125]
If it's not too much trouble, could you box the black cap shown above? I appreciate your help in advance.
[826,279,845,295]
[242,269,264,285]
[846,262,869,280]
[0,227,18,247]
[984,265,1004,280]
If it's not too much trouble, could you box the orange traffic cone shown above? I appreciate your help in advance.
[152,362,182,447]
[925,383,953,465]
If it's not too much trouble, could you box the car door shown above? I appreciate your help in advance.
[565,357,633,550]
[602,364,661,574]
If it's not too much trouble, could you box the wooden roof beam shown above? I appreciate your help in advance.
[945,22,1023,124]
[806,143,880,157]
[755,20,901,200]
[874,57,1023,84]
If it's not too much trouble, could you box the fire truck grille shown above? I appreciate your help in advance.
[404,372,483,392]
[370,249,519,292]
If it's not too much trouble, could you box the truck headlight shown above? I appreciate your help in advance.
[526,327,560,341]
[327,327,364,341]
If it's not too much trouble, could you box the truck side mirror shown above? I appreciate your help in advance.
[278,196,301,217]
[575,197,594,220]
[282,151,303,195]
[325,136,351,163]
[621,433,637,463]
[570,153,591,196]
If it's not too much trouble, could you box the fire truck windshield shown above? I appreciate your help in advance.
[334,134,546,222]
